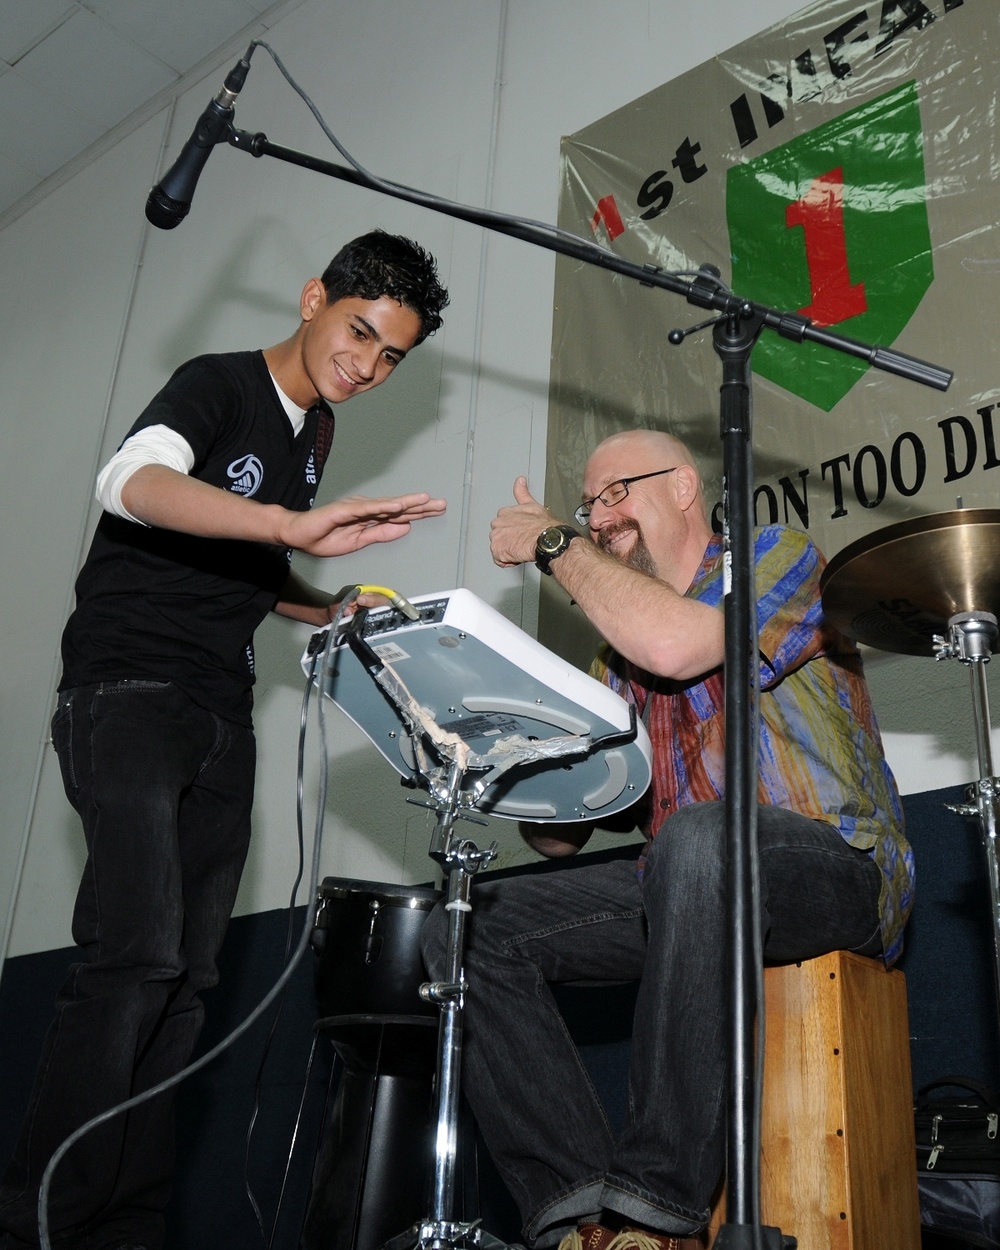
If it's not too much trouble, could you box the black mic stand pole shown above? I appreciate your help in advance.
[710,305,777,1249]
[215,123,951,1249]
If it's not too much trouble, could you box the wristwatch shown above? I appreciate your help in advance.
[534,524,581,575]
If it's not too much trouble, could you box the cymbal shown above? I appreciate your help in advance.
[820,508,1000,656]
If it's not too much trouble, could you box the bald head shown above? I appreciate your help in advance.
[589,428,692,471]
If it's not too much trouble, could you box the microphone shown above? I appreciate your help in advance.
[145,46,254,230]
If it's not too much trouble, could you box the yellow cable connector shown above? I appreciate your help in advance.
[354,584,420,621]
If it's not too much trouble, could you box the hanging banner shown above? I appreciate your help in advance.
[545,0,994,640]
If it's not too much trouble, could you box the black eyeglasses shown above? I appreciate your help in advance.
[574,467,678,526]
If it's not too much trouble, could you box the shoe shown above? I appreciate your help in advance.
[557,1225,702,1250]
[558,1226,618,1250]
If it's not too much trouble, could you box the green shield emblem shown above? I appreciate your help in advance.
[726,80,933,412]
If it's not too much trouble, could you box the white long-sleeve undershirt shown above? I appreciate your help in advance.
[95,375,308,524]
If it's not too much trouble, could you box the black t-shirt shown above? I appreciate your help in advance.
[60,351,335,725]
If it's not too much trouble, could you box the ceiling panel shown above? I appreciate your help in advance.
[0,67,104,177]
[0,0,299,228]
[15,9,175,130]
[83,0,263,75]
[0,151,38,206]
[0,0,75,65]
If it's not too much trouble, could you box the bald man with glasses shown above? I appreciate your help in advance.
[422,428,912,1250]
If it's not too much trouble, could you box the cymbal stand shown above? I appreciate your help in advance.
[934,610,1000,1046]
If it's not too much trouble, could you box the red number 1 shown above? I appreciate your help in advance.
[785,167,867,326]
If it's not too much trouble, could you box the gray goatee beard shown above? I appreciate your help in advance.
[598,520,657,578]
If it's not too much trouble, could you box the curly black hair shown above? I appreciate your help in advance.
[321,230,449,344]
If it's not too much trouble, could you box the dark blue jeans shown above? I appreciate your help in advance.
[0,680,255,1250]
[420,802,884,1247]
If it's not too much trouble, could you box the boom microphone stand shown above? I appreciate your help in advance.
[185,83,953,1247]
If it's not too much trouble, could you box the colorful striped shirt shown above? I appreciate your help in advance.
[593,525,914,965]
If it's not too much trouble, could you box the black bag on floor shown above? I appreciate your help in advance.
[916,1076,1000,1249]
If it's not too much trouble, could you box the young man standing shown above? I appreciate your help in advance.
[0,231,449,1250]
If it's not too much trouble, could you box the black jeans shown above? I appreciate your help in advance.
[420,802,884,1247]
[0,680,255,1250]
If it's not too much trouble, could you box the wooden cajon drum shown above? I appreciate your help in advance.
[709,950,920,1249]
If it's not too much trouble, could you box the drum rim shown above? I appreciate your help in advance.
[316,877,442,907]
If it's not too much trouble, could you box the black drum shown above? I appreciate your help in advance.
[304,879,452,1250]
[311,878,441,1024]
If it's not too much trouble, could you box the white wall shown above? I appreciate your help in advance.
[5,0,982,961]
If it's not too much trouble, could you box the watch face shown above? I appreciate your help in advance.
[539,526,565,554]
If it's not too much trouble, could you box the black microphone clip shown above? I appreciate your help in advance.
[145,46,254,230]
